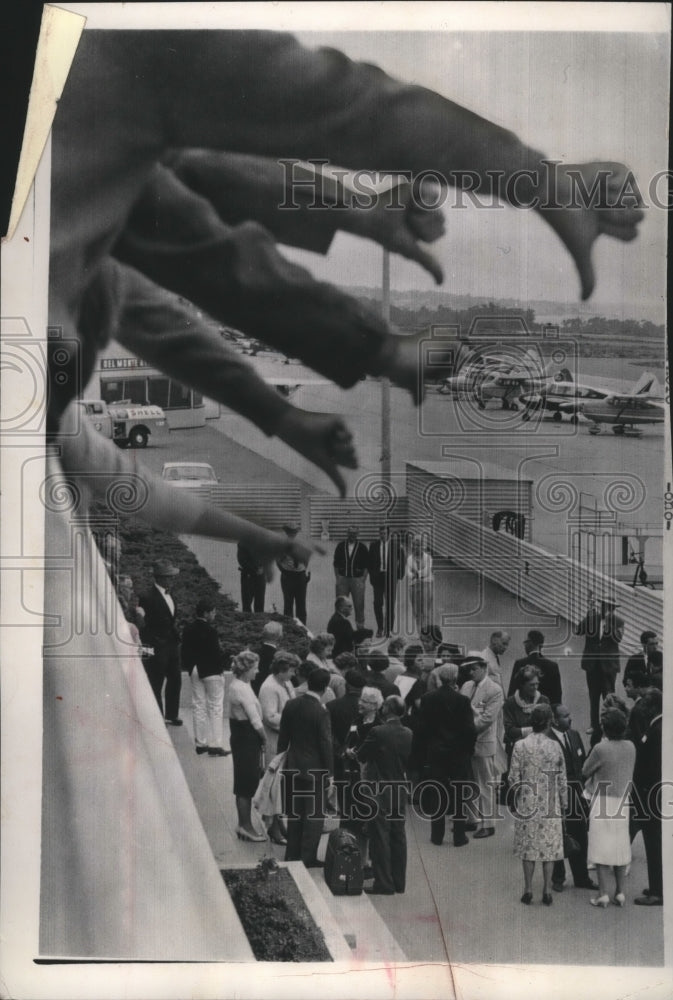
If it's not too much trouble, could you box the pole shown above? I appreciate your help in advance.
[380,248,392,488]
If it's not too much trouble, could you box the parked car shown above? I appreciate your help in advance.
[161,462,219,487]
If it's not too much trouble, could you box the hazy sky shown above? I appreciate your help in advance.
[286,30,670,318]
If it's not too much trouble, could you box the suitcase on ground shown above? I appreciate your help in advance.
[323,828,363,896]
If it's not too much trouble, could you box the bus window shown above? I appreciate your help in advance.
[168,381,191,410]
[147,377,170,409]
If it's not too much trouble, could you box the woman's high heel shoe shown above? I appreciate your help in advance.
[542,893,553,906]
[520,892,533,905]
[613,892,626,907]
[590,895,610,908]
[236,826,267,843]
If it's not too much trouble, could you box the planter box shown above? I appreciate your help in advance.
[222,861,352,962]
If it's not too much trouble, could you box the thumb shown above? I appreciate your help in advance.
[407,244,444,285]
[575,245,595,301]
[324,460,347,498]
[390,226,444,284]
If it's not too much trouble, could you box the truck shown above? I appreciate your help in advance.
[76,399,169,448]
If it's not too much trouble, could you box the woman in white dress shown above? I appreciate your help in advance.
[582,707,635,907]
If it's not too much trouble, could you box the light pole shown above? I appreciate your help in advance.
[380,248,392,489]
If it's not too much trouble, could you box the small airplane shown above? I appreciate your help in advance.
[439,351,571,410]
[580,372,665,436]
[520,372,610,423]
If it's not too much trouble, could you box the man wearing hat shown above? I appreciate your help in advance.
[139,559,183,725]
[276,521,309,625]
[507,630,562,706]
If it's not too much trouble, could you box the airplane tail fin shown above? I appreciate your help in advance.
[631,370,660,395]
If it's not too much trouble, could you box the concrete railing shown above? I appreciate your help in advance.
[407,484,663,650]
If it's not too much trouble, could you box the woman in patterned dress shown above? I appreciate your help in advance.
[509,703,568,905]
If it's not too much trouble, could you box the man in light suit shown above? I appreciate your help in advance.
[278,667,334,868]
[368,525,406,638]
[139,559,182,725]
[460,655,504,839]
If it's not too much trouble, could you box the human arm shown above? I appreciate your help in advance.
[142,31,642,302]
[259,683,283,732]
[94,257,357,496]
[166,151,446,283]
[319,709,334,777]
[581,744,602,782]
[56,402,320,575]
[503,698,532,745]
[473,687,504,734]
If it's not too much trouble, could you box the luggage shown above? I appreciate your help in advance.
[323,828,363,896]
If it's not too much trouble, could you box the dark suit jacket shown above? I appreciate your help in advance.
[333,540,370,578]
[575,609,602,663]
[327,612,355,657]
[367,537,406,581]
[633,715,662,818]
[413,686,476,778]
[508,651,562,705]
[549,727,587,784]
[278,693,333,780]
[326,692,361,755]
[357,717,413,786]
[139,585,180,655]
[598,611,625,680]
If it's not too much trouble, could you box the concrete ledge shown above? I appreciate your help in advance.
[311,873,408,963]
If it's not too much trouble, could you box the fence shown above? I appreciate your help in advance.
[308,495,409,540]
[193,483,302,531]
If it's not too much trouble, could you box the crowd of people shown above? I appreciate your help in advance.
[112,544,663,910]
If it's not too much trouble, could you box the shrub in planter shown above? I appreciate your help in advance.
[222,859,332,962]
[91,508,310,659]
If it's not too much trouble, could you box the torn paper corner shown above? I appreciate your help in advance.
[4,4,85,243]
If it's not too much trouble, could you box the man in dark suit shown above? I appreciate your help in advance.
[278,667,334,868]
[549,704,598,891]
[237,542,266,613]
[368,525,406,637]
[327,596,356,658]
[575,597,603,734]
[598,597,625,697]
[358,695,413,895]
[139,559,183,724]
[413,663,477,847]
[333,525,370,630]
[507,630,562,706]
[252,620,283,695]
[623,630,659,688]
[633,688,663,906]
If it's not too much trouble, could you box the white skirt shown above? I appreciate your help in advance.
[587,795,631,867]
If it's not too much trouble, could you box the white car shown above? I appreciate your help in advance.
[161,462,219,487]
